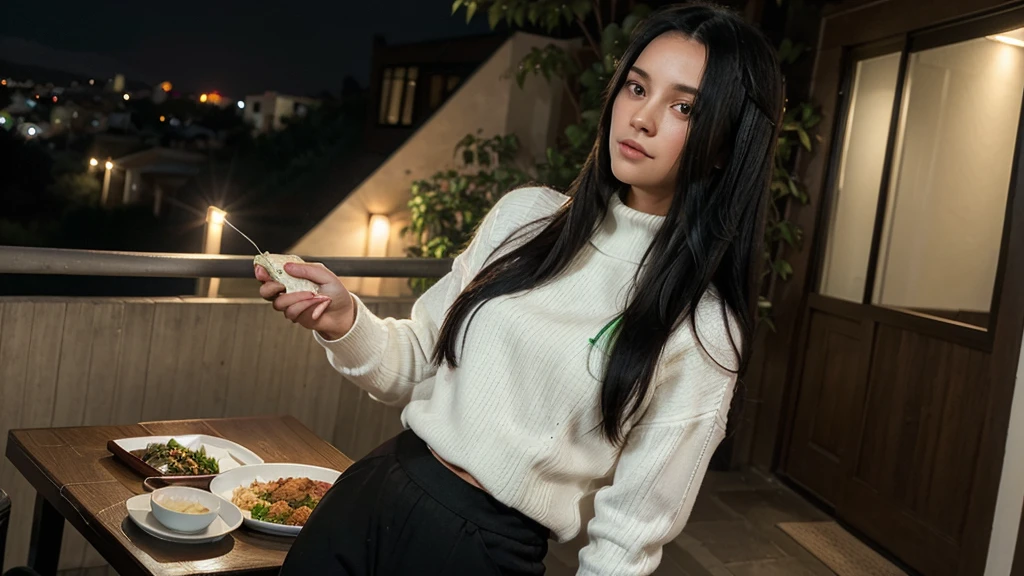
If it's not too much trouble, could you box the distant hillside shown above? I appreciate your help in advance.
[0,59,149,90]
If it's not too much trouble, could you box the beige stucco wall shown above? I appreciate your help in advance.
[287,31,571,297]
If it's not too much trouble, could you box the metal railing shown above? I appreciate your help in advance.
[0,246,453,279]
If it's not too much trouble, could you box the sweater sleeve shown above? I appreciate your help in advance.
[313,187,556,407]
[576,314,738,575]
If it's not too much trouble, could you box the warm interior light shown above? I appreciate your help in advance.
[988,28,1024,48]
[104,160,114,170]
[161,81,173,92]
[367,214,392,257]
[159,115,166,122]
[207,206,227,225]
[200,93,208,103]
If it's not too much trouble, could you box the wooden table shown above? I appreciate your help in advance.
[5,416,353,576]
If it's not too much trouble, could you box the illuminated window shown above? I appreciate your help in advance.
[379,69,393,124]
[401,67,418,125]
[386,67,406,125]
[429,75,444,109]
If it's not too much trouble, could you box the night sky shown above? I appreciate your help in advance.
[0,0,492,97]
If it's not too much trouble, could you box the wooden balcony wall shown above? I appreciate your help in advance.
[0,296,414,573]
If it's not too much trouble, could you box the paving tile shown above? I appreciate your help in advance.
[716,488,830,527]
[690,493,742,523]
[682,521,788,564]
[673,533,735,576]
[703,469,777,493]
[656,536,718,576]
[726,557,834,576]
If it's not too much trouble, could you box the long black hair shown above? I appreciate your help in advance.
[432,2,784,444]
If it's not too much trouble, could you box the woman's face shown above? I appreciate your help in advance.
[609,32,707,200]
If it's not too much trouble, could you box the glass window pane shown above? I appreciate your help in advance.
[872,33,1024,328]
[819,52,902,303]
[379,69,393,124]
[386,68,406,125]
[429,75,444,109]
[401,67,418,125]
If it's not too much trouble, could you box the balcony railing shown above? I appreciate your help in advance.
[0,245,453,279]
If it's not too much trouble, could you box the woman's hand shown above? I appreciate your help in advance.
[255,262,356,340]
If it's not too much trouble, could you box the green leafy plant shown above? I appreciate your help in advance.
[406,1,818,327]
[403,132,532,292]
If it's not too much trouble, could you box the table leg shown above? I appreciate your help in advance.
[27,493,63,576]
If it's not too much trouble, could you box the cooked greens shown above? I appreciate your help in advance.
[133,439,220,475]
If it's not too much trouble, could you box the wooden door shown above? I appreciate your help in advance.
[782,9,1024,576]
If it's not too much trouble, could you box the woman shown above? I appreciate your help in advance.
[261,3,782,574]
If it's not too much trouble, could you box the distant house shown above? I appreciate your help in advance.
[242,91,319,133]
[214,31,571,299]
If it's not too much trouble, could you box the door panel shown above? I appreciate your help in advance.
[838,325,992,576]
[784,311,870,505]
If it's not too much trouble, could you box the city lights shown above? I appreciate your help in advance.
[237,100,245,109]
[27,127,37,136]
[105,160,114,170]
[89,158,99,167]
[0,79,6,86]
[200,93,208,103]
[160,115,166,122]
[52,96,58,103]
[161,81,173,92]
[123,93,130,101]
[89,79,95,86]
[0,117,6,126]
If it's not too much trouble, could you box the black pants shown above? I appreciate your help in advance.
[281,429,550,575]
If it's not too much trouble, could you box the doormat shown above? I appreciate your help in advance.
[777,522,907,576]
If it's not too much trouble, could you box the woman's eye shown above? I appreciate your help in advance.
[674,102,693,115]
[626,81,644,97]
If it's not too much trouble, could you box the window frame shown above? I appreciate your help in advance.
[813,4,1024,348]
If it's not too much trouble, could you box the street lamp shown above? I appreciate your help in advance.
[89,158,99,167]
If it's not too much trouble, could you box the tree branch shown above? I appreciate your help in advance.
[576,16,601,56]
[593,0,603,29]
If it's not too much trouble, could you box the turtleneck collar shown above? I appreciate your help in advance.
[589,191,666,265]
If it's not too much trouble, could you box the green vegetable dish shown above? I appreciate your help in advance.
[131,439,220,475]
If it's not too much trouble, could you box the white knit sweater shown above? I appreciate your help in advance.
[314,187,739,575]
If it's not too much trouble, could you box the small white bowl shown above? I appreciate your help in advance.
[150,486,221,533]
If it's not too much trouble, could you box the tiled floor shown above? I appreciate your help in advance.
[545,469,837,576]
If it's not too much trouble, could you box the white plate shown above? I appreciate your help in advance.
[112,434,264,473]
[209,463,341,536]
[125,494,243,544]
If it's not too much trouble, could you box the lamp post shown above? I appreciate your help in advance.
[200,206,228,297]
